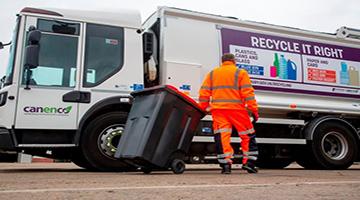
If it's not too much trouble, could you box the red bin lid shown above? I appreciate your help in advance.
[131,85,205,115]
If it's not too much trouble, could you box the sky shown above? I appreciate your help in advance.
[0,0,359,76]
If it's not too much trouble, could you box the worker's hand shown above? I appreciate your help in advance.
[251,112,259,123]
[202,106,211,114]
[205,107,211,112]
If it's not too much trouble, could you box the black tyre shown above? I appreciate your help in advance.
[310,122,358,169]
[0,152,17,163]
[171,159,186,174]
[256,145,293,169]
[80,112,135,171]
[294,144,322,169]
[71,148,96,171]
[256,158,293,169]
[142,167,152,174]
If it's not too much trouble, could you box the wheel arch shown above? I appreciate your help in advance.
[304,116,360,142]
[74,96,132,145]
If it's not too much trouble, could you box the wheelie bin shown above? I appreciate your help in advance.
[115,85,206,174]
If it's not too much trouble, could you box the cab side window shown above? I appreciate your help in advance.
[83,24,124,87]
[23,19,79,88]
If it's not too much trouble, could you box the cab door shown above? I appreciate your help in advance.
[0,16,22,129]
[15,16,83,130]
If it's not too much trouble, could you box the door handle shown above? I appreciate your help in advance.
[63,91,91,103]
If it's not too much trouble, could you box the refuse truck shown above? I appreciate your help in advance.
[0,6,359,170]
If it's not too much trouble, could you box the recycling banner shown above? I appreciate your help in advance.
[221,27,360,98]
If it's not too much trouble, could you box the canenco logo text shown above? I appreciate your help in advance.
[23,106,72,115]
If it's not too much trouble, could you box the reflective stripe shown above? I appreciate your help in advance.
[218,159,228,164]
[212,85,237,90]
[234,68,240,89]
[245,96,255,101]
[207,66,254,105]
[209,83,252,90]
[199,98,210,102]
[217,153,233,158]
[218,158,232,164]
[243,151,259,156]
[243,155,257,161]
[240,84,253,89]
[238,128,255,135]
[202,85,241,90]
[200,86,211,90]
[211,99,242,103]
[207,67,242,91]
[214,128,232,134]
[248,156,258,161]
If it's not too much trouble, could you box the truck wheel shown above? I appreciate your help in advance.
[310,122,358,169]
[80,112,134,171]
[256,145,293,169]
[71,148,96,171]
[294,145,321,169]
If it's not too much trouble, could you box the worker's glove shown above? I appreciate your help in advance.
[251,112,259,123]
[204,107,211,115]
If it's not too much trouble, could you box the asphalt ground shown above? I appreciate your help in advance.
[0,163,359,200]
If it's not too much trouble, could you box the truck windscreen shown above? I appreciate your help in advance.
[4,16,21,86]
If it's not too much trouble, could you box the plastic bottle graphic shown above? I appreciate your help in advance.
[279,55,288,79]
[273,53,280,77]
[287,59,297,80]
[349,66,359,86]
[340,62,349,85]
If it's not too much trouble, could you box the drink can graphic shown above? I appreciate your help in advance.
[270,66,277,77]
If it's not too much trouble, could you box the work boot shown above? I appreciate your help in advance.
[220,164,231,174]
[242,162,258,173]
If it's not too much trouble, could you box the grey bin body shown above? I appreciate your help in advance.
[115,85,206,170]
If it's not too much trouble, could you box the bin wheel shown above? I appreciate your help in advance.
[142,168,152,174]
[171,159,186,174]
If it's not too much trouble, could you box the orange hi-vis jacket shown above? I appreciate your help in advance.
[199,61,258,113]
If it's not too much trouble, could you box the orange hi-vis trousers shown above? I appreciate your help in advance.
[212,109,258,165]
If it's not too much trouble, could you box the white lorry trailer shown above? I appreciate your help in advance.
[0,6,359,171]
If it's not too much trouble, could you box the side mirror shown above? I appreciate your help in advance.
[0,76,5,89]
[24,29,41,69]
[24,45,40,69]
[0,42,11,50]
[24,29,41,90]
[28,29,41,44]
[143,32,154,62]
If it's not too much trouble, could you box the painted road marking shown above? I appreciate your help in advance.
[1,181,360,193]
